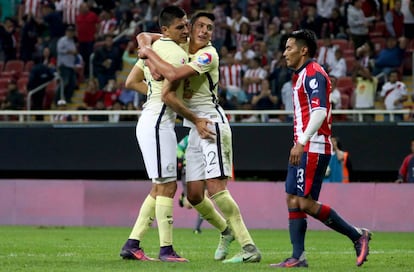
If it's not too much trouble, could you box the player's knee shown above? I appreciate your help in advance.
[155,181,177,198]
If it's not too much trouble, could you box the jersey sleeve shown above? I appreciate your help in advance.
[135,58,145,70]
[305,71,328,110]
[187,48,218,75]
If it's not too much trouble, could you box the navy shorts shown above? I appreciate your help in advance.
[285,152,331,201]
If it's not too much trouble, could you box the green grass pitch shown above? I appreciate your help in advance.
[0,226,413,271]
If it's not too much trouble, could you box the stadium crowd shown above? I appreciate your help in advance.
[0,0,413,122]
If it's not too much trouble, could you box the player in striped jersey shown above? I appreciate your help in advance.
[119,6,211,263]
[271,29,372,268]
[138,11,261,264]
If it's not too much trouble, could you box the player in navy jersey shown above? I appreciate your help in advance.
[396,138,414,183]
[271,29,372,268]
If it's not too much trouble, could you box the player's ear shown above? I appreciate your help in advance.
[161,25,168,35]
[301,45,308,57]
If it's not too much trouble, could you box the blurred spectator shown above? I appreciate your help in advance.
[1,79,25,110]
[219,50,246,106]
[0,0,18,22]
[41,46,57,71]
[97,9,117,40]
[0,17,17,61]
[280,79,293,122]
[278,22,294,53]
[269,54,291,103]
[317,0,337,23]
[138,0,161,32]
[118,85,137,106]
[326,7,348,40]
[57,24,77,103]
[41,0,65,57]
[347,0,375,49]
[235,21,255,52]
[328,48,347,79]
[353,41,376,80]
[300,4,324,38]
[329,76,342,109]
[226,7,249,50]
[92,34,122,89]
[108,99,123,123]
[401,0,414,38]
[102,79,121,108]
[121,101,138,121]
[385,0,404,37]
[83,77,104,109]
[53,99,73,122]
[251,79,278,110]
[234,40,256,71]
[351,76,378,122]
[76,2,99,79]
[18,0,43,24]
[61,0,83,25]
[121,11,139,37]
[20,14,41,62]
[324,136,352,182]
[395,138,414,183]
[379,69,408,121]
[373,36,406,76]
[264,22,282,61]
[28,56,55,120]
[88,99,109,121]
[243,57,268,104]
[289,8,302,30]
[316,36,338,71]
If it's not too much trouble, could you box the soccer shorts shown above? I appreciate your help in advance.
[185,122,233,182]
[136,114,177,180]
[285,152,331,200]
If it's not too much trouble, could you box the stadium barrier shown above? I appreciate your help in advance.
[0,179,412,232]
[0,109,411,123]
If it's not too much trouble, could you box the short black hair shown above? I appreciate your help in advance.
[189,11,215,25]
[159,5,186,28]
[288,29,317,58]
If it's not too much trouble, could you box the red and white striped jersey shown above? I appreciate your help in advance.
[61,0,82,24]
[243,67,267,94]
[292,59,332,154]
[22,0,42,18]
[220,63,242,88]
[98,18,117,36]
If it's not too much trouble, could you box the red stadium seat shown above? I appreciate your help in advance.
[336,76,355,97]
[344,57,356,76]
[0,78,10,89]
[17,77,29,95]
[369,21,386,38]
[22,60,34,77]
[1,60,24,79]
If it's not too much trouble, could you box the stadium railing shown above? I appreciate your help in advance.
[0,109,411,123]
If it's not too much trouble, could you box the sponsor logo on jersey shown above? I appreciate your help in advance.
[311,97,320,107]
[197,53,212,65]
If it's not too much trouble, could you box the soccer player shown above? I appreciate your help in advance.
[119,6,210,263]
[270,29,371,268]
[138,11,261,264]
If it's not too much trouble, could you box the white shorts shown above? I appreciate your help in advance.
[136,114,177,180]
[185,122,233,182]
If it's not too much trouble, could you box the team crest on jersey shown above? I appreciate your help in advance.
[197,53,212,65]
[180,58,186,64]
[309,78,318,89]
